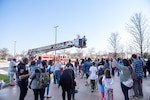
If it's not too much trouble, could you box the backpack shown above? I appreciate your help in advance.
[37,68,50,89]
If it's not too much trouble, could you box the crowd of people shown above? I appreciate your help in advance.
[7,54,150,100]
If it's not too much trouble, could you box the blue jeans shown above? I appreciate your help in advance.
[8,72,15,84]
[55,70,60,84]
[74,67,77,77]
[45,79,50,95]
[111,68,115,76]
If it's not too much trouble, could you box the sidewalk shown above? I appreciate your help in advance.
[0,75,150,100]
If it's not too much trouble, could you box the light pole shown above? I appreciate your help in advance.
[54,25,59,62]
[14,41,16,57]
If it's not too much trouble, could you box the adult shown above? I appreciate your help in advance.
[17,57,31,100]
[8,58,17,86]
[139,56,147,78]
[146,58,150,76]
[59,67,74,100]
[114,59,134,100]
[83,58,92,85]
[66,59,73,68]
[45,60,53,98]
[29,60,38,73]
[54,60,62,84]
[117,58,123,76]
[36,56,42,67]
[74,59,79,77]
[103,59,110,71]
[111,58,116,77]
[95,59,100,67]
[100,58,105,66]
[79,59,84,78]
[131,54,143,98]
[30,60,48,100]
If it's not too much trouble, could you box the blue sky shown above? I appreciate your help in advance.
[0,0,150,55]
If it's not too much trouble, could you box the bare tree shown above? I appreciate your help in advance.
[109,32,120,58]
[126,12,149,57]
[75,48,83,58]
[59,49,70,56]
[18,50,27,58]
[87,48,95,59]
[0,48,9,60]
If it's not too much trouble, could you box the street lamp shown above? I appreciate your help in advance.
[14,41,16,57]
[54,25,59,62]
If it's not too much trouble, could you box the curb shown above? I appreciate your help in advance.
[2,83,10,88]
[0,83,10,90]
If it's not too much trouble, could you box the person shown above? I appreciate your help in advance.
[17,57,31,100]
[99,76,105,100]
[146,58,150,76]
[110,58,116,77]
[36,56,42,67]
[100,58,105,66]
[44,60,53,98]
[79,59,84,78]
[98,62,104,77]
[74,59,79,77]
[103,59,110,71]
[54,60,62,84]
[102,69,113,100]
[59,67,74,100]
[89,62,98,92]
[66,59,73,68]
[72,79,77,100]
[29,60,38,73]
[83,58,92,86]
[95,59,100,67]
[8,58,17,86]
[139,56,147,78]
[131,54,143,98]
[30,60,48,100]
[114,59,134,100]
[117,58,123,76]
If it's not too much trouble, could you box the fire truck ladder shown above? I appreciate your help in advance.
[27,36,87,57]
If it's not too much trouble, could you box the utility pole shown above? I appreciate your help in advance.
[54,25,59,62]
[14,41,16,57]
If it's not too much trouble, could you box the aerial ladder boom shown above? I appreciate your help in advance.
[27,36,87,57]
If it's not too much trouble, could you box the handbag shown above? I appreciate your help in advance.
[122,78,133,88]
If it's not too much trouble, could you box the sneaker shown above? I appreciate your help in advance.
[139,96,143,98]
[134,96,138,100]
[85,84,88,86]
[91,90,94,93]
[47,96,52,98]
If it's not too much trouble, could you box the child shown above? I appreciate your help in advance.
[89,62,98,92]
[95,74,99,90]
[98,63,104,77]
[102,69,113,100]
[99,76,105,100]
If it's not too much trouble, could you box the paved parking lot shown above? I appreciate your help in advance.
[0,62,150,100]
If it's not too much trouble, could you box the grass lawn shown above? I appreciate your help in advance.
[0,74,9,83]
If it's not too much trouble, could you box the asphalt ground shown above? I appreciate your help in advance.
[0,62,150,100]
